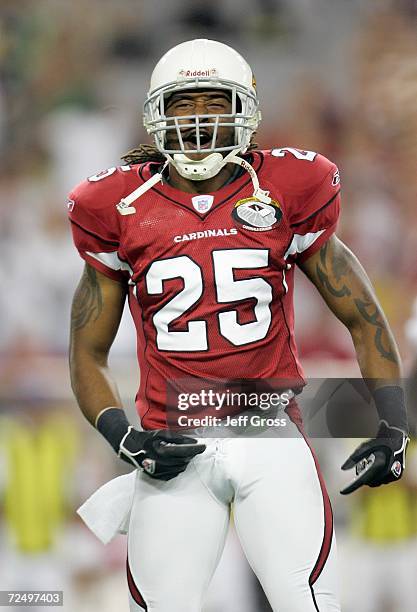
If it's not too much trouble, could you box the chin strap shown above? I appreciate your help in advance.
[116,152,270,216]
[116,161,169,215]
[226,154,271,204]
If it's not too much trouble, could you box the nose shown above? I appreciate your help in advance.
[194,100,211,116]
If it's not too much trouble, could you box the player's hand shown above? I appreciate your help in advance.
[340,422,409,495]
[119,428,206,481]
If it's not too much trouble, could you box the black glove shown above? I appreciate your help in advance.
[119,427,206,480]
[340,422,409,495]
[96,408,206,481]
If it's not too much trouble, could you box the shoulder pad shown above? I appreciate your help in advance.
[69,165,138,213]
[259,148,340,231]
[262,148,339,197]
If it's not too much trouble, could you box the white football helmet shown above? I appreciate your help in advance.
[143,39,261,180]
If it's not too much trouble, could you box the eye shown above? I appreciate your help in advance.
[206,103,226,114]
[166,100,193,114]
[175,100,194,109]
[208,98,231,111]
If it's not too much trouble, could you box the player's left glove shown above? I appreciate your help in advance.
[118,426,206,480]
[340,422,409,495]
[95,407,205,481]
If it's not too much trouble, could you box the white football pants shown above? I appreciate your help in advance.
[127,431,341,612]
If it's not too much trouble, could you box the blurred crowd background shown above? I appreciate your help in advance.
[0,0,416,611]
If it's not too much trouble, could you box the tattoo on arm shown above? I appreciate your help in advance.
[316,242,396,363]
[316,242,351,297]
[71,266,103,330]
[354,295,396,362]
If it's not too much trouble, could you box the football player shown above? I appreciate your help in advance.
[68,39,408,611]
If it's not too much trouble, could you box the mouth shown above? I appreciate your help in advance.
[182,131,213,150]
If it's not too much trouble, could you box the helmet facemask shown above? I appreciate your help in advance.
[143,77,260,180]
[144,78,259,155]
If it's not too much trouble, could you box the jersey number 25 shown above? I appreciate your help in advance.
[144,249,272,351]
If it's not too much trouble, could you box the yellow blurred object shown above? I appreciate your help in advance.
[1,413,78,553]
[351,441,417,543]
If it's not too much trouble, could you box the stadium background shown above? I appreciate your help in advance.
[0,0,416,610]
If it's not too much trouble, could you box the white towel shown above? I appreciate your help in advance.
[77,470,137,544]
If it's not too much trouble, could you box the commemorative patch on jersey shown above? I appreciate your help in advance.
[232,197,282,232]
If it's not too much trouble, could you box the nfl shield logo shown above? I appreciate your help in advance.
[192,195,214,213]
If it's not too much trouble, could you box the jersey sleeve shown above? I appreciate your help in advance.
[284,153,341,264]
[67,172,128,282]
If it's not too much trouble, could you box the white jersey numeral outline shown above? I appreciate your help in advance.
[271,147,317,162]
[146,256,207,351]
[145,249,272,351]
[212,249,272,346]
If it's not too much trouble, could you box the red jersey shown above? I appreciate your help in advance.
[68,148,341,429]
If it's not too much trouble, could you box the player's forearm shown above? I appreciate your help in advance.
[70,350,123,425]
[300,236,408,432]
[300,236,402,388]
[69,264,127,425]
[348,319,408,433]
[321,241,403,390]
[348,314,402,389]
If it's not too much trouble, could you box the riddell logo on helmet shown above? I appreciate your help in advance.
[178,69,218,78]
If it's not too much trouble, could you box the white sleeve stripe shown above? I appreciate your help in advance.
[284,229,326,260]
[85,251,133,276]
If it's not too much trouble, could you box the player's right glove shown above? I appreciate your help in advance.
[340,422,409,495]
[95,407,206,481]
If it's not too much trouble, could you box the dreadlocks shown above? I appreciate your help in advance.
[121,140,259,165]
[121,144,165,165]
